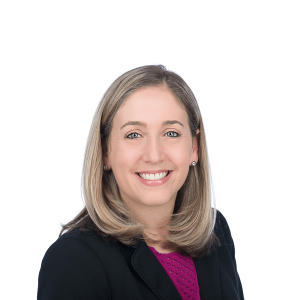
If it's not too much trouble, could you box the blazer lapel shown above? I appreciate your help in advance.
[194,250,222,300]
[131,242,182,300]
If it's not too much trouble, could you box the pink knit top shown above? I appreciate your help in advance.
[148,246,201,300]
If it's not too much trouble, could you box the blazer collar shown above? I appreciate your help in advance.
[131,241,182,300]
[193,248,222,300]
[131,241,223,300]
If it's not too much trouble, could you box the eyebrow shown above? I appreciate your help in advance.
[120,120,184,130]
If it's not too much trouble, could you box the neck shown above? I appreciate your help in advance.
[140,206,172,241]
[139,206,174,253]
[122,195,176,251]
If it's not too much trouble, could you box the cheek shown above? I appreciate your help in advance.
[169,144,191,164]
[111,142,140,170]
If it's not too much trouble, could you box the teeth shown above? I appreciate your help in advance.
[138,171,169,180]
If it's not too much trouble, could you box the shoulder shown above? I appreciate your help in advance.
[41,229,113,268]
[214,209,233,239]
[213,209,237,258]
[211,210,244,299]
[38,229,112,300]
[215,210,229,232]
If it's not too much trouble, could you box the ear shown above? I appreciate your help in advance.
[103,154,110,169]
[101,135,111,170]
[190,128,200,164]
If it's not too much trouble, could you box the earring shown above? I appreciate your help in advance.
[103,165,108,171]
[191,161,196,166]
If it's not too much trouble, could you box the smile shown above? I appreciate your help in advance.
[135,170,172,187]
[138,171,169,181]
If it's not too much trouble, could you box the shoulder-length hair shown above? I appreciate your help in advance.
[60,65,217,257]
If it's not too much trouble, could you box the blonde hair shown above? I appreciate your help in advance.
[61,65,217,257]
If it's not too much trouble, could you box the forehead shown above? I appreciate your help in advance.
[114,86,188,126]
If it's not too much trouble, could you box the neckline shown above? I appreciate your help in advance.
[148,245,178,255]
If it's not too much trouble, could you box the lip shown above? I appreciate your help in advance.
[136,169,170,175]
[135,170,173,187]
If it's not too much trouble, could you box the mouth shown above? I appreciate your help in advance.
[135,171,171,181]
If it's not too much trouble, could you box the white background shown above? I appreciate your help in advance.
[1,1,299,299]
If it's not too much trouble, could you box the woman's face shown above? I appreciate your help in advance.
[104,85,199,211]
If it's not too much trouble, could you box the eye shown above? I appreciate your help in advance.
[125,131,181,139]
[165,131,181,138]
[126,132,141,139]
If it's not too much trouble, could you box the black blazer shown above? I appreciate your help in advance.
[38,211,244,300]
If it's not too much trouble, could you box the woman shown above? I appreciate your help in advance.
[38,65,244,300]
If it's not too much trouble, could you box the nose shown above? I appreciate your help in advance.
[143,136,165,164]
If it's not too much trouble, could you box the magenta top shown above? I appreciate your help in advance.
[148,246,201,300]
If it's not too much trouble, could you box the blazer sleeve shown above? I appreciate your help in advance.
[217,211,244,300]
[37,235,111,300]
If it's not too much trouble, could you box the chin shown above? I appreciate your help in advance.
[138,194,175,207]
